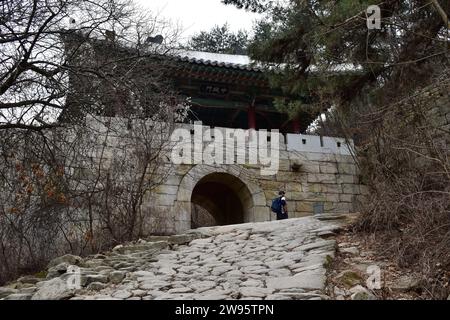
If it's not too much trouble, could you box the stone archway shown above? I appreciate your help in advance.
[173,164,269,232]
[191,172,253,228]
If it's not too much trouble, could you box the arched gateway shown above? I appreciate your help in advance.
[173,165,269,231]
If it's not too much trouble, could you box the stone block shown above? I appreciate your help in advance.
[324,193,339,202]
[173,201,191,222]
[324,202,337,211]
[337,163,357,175]
[252,192,267,206]
[319,163,338,174]
[334,154,356,164]
[153,185,178,195]
[322,184,342,194]
[299,163,321,173]
[278,159,291,172]
[286,182,302,193]
[259,180,285,191]
[254,207,270,222]
[335,202,353,213]
[342,184,360,195]
[308,183,325,193]
[163,175,183,186]
[336,174,357,184]
[176,186,192,201]
[264,191,278,202]
[279,150,291,160]
[175,165,192,175]
[153,194,177,206]
[287,192,306,201]
[339,194,354,203]
[296,201,313,212]
[276,171,302,182]
[304,152,336,162]
[307,173,337,184]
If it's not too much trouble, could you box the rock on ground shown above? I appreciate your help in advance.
[31,278,74,300]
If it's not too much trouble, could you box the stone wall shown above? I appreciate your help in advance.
[422,76,450,145]
[370,73,450,172]
[57,115,366,235]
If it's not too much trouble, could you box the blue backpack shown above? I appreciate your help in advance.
[271,197,282,213]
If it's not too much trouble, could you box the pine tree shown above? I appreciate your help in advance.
[187,24,250,55]
[223,0,449,118]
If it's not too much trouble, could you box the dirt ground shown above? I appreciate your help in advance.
[326,225,441,300]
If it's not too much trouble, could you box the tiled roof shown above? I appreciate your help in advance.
[172,50,264,72]
[171,50,359,74]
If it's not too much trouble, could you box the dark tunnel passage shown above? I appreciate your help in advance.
[190,173,253,228]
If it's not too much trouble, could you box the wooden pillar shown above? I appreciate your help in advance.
[248,104,256,129]
[292,117,301,133]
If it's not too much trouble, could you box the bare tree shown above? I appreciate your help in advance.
[0,0,188,285]
[0,0,181,130]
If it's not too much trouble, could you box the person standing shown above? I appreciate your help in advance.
[278,191,288,220]
[271,190,288,220]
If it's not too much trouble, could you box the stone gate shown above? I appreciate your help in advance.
[138,122,366,234]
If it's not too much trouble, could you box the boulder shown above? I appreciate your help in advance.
[82,274,109,286]
[31,278,74,300]
[21,286,38,294]
[17,275,41,285]
[350,285,377,300]
[131,289,147,297]
[90,254,107,260]
[47,262,70,279]
[0,287,18,299]
[87,282,107,291]
[2,293,33,300]
[48,254,83,269]
[333,286,346,296]
[112,290,132,299]
[84,259,106,268]
[112,244,124,252]
[341,247,359,255]
[110,271,126,284]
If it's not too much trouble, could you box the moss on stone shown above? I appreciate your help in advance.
[336,270,363,288]
[323,254,334,270]
[34,270,47,278]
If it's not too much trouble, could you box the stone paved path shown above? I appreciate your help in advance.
[0,216,345,300]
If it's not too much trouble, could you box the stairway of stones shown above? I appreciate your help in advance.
[0,215,349,300]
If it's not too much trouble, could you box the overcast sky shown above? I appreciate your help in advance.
[135,0,261,43]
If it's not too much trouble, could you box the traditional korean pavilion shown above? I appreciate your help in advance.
[170,50,312,134]
[61,32,314,133]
